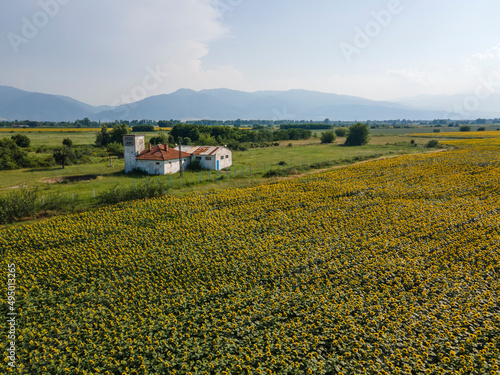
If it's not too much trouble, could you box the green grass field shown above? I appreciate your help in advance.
[0,130,98,147]
[0,129,448,223]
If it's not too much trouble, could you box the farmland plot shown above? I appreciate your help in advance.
[1,137,499,374]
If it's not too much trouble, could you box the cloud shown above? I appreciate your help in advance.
[464,43,500,75]
[0,0,245,105]
[387,68,434,86]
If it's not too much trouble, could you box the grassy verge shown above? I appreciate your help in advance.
[0,137,434,225]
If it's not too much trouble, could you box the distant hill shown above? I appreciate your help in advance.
[0,86,112,122]
[1,85,498,121]
[393,94,500,119]
[93,88,445,122]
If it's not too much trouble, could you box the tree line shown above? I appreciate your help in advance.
[279,124,333,130]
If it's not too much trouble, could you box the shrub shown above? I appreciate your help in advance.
[62,138,73,147]
[0,187,39,224]
[345,123,370,146]
[460,125,471,132]
[410,139,415,144]
[35,146,49,153]
[320,131,336,144]
[426,140,439,148]
[263,169,290,178]
[0,138,33,170]
[185,160,206,172]
[11,134,31,148]
[433,129,441,133]
[106,142,124,157]
[478,127,486,131]
[335,128,347,137]
[98,179,169,205]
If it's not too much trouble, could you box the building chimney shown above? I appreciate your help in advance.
[148,143,151,151]
[165,144,169,152]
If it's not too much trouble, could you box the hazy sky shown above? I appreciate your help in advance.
[2,0,500,105]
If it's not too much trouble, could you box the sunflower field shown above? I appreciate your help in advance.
[1,137,499,374]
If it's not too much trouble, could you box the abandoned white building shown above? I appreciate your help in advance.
[123,135,232,175]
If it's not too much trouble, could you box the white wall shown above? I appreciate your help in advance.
[124,135,145,173]
[217,148,232,170]
[136,157,190,175]
[193,155,216,170]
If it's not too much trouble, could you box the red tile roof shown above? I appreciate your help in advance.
[136,144,191,161]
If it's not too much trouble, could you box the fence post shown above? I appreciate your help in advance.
[209,170,211,181]
[72,193,74,200]
[134,180,136,192]
[250,165,252,176]
[235,167,237,178]
[93,190,95,199]
[41,196,44,205]
[226,168,229,180]
[271,162,273,170]
[169,175,171,187]
[264,162,266,172]
[200,171,202,183]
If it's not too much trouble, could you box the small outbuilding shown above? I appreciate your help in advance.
[175,145,232,171]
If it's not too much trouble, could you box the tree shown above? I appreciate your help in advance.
[96,123,130,147]
[345,123,369,146]
[197,133,218,146]
[106,142,124,157]
[53,147,74,169]
[149,133,174,146]
[132,125,155,132]
[320,131,336,144]
[110,123,131,144]
[95,124,111,147]
[170,124,200,143]
[478,126,486,131]
[460,125,471,132]
[335,128,347,137]
[11,134,31,148]
[158,120,173,128]
[62,138,73,148]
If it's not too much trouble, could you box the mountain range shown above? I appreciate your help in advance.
[1,85,500,122]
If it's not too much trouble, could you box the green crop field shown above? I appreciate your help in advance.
[1,135,499,374]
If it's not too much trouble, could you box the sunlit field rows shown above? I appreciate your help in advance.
[411,131,500,139]
[1,137,500,374]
